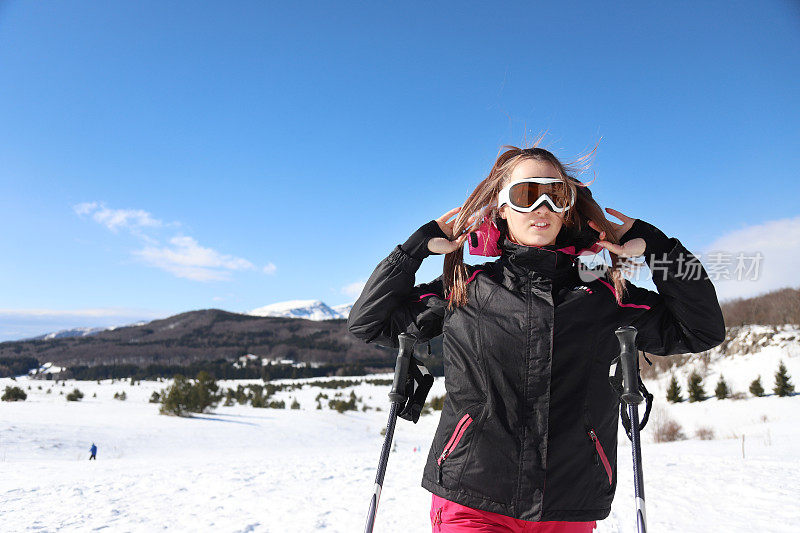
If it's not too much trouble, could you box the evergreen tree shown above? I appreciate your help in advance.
[192,371,220,412]
[66,388,84,401]
[749,376,764,397]
[687,371,706,402]
[714,375,730,399]
[159,372,221,416]
[160,375,189,416]
[2,386,27,401]
[773,361,795,397]
[250,387,267,408]
[666,375,683,403]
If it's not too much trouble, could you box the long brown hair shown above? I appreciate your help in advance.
[444,135,628,309]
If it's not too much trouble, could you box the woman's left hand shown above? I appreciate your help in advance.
[588,207,646,257]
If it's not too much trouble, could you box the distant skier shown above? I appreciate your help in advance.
[89,443,97,460]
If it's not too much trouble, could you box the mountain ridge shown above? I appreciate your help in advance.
[21,300,355,343]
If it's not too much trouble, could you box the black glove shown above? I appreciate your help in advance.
[619,219,673,258]
[397,356,435,423]
[400,220,449,261]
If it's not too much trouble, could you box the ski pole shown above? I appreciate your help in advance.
[615,325,647,533]
[364,332,416,533]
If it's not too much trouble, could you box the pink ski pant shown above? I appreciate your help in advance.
[431,494,597,533]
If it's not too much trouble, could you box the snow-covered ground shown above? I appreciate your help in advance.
[1,328,799,532]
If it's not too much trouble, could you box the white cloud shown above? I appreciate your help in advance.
[74,201,261,283]
[73,201,98,216]
[73,202,162,233]
[703,215,800,301]
[341,280,366,299]
[133,235,255,282]
[262,262,277,275]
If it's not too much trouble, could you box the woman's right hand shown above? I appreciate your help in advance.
[427,207,476,255]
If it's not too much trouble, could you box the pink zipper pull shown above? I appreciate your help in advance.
[588,428,613,485]
[437,413,473,485]
[588,430,600,463]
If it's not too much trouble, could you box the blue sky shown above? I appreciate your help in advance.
[1,1,799,340]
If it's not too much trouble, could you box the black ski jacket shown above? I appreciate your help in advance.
[348,219,725,522]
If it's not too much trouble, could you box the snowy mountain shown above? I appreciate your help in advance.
[28,326,108,341]
[248,300,352,320]
[26,322,148,341]
[331,303,353,318]
[16,301,356,343]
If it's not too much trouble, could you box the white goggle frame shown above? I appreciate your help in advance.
[497,177,575,213]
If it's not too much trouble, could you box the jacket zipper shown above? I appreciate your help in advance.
[437,413,473,483]
[587,428,612,486]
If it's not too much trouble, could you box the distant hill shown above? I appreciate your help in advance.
[24,300,355,344]
[720,287,800,327]
[4,287,797,374]
[0,309,396,368]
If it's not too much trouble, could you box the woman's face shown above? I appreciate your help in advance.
[499,158,565,247]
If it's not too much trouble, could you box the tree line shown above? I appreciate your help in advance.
[666,360,795,402]
[720,287,800,327]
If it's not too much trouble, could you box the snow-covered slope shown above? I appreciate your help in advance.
[1,324,798,532]
[644,324,800,398]
[2,372,798,532]
[248,299,352,320]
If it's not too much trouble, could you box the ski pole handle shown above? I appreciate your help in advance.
[364,333,416,533]
[388,333,415,404]
[615,326,644,405]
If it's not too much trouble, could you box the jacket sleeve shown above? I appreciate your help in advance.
[617,219,727,355]
[347,244,447,349]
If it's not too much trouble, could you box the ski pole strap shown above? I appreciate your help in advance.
[608,355,654,441]
[620,381,654,441]
[398,356,434,424]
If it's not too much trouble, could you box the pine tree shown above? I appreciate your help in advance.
[66,388,84,402]
[2,386,27,402]
[159,372,221,416]
[749,376,764,397]
[773,361,795,397]
[714,375,730,399]
[666,375,683,403]
[687,371,706,402]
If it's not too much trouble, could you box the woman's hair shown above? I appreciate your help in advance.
[443,134,628,309]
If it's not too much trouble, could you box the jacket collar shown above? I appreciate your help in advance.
[499,236,578,281]
[497,224,602,282]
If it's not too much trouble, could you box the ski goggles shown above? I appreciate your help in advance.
[497,177,575,213]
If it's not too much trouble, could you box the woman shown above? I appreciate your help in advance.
[348,143,726,532]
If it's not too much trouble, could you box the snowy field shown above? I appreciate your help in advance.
[2,333,800,532]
